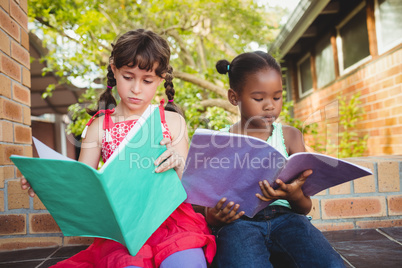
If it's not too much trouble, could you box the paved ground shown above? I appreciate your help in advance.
[0,227,401,267]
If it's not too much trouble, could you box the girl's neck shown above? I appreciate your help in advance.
[113,103,150,121]
[231,120,274,141]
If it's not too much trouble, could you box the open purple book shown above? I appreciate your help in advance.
[181,129,372,218]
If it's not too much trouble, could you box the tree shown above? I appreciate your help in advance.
[29,0,288,136]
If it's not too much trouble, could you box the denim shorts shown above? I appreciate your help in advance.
[213,206,345,268]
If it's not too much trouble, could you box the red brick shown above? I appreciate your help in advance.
[370,100,383,111]
[0,0,10,13]
[0,120,13,142]
[0,143,23,165]
[22,105,30,126]
[0,191,3,211]
[388,195,402,216]
[10,0,27,30]
[329,182,351,195]
[384,98,396,107]
[64,237,94,245]
[308,198,320,220]
[29,213,61,233]
[0,237,62,251]
[14,124,31,144]
[356,219,402,229]
[15,165,22,178]
[344,160,375,193]
[395,73,402,85]
[0,98,22,123]
[33,195,46,210]
[0,214,26,235]
[0,166,14,188]
[0,9,19,41]
[391,105,402,116]
[0,166,4,188]
[19,0,28,14]
[23,144,32,157]
[0,74,12,98]
[388,85,401,96]
[12,82,29,105]
[20,29,28,50]
[0,30,10,55]
[313,222,355,232]
[377,161,400,192]
[379,65,401,80]
[1,54,21,82]
[385,117,397,126]
[322,197,386,219]
[7,179,29,209]
[21,66,29,87]
[11,41,29,68]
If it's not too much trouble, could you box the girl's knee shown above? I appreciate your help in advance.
[160,248,207,268]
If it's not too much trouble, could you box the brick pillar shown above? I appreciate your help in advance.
[0,1,93,251]
[0,0,35,250]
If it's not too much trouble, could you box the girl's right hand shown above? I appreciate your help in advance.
[205,198,244,227]
[20,177,35,197]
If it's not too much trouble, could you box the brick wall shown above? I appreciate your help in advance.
[0,0,92,251]
[309,155,402,231]
[293,45,401,156]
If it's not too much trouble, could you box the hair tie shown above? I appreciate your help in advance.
[107,85,113,89]
[168,99,174,103]
[227,64,230,71]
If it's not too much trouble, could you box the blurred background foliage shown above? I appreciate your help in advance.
[30,0,319,141]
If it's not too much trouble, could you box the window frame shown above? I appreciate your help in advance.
[297,53,313,98]
[315,33,336,89]
[374,0,402,54]
[336,1,372,75]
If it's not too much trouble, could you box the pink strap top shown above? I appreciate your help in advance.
[83,101,172,163]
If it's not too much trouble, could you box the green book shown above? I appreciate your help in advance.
[10,105,187,256]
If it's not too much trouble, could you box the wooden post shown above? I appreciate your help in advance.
[366,0,378,57]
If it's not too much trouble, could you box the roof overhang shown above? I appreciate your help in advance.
[269,0,331,58]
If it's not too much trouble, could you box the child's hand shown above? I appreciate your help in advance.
[256,170,313,202]
[20,177,35,197]
[154,138,185,173]
[205,198,245,227]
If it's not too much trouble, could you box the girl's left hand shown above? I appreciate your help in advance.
[154,138,185,173]
[256,170,312,202]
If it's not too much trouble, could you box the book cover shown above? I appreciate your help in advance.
[10,105,187,256]
[181,129,372,217]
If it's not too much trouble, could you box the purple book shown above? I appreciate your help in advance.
[181,129,372,217]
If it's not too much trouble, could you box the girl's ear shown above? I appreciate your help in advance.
[228,89,238,106]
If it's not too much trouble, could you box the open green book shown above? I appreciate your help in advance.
[10,105,187,256]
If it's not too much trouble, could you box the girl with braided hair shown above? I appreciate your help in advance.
[21,29,216,268]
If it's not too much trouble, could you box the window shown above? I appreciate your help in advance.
[315,35,335,88]
[337,3,371,73]
[297,54,313,97]
[375,0,402,53]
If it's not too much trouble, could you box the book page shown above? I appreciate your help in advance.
[280,153,372,196]
[33,137,74,161]
[182,129,287,217]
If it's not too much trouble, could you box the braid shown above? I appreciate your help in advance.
[164,66,175,101]
[86,64,117,116]
[164,65,183,116]
[106,64,117,88]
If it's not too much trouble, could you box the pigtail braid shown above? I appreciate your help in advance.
[86,64,117,116]
[164,65,183,116]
